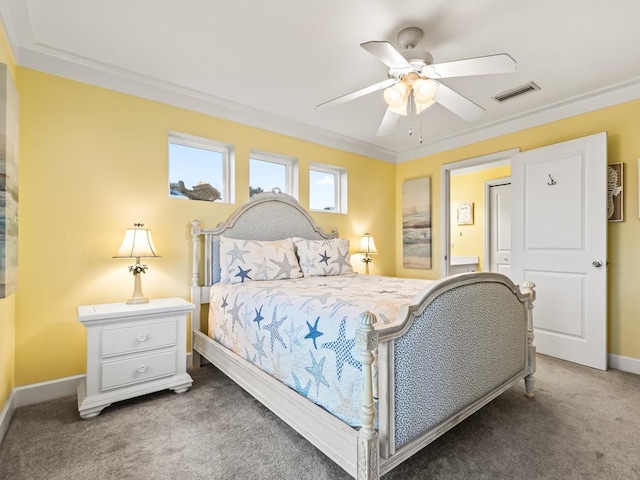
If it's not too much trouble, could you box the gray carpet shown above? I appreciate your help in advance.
[1,354,639,480]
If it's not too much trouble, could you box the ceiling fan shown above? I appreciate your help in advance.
[316,27,516,137]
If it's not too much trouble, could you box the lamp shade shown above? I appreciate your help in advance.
[383,82,408,108]
[413,78,437,104]
[357,233,378,255]
[113,224,161,259]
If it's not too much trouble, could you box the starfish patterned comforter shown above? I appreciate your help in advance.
[208,273,433,426]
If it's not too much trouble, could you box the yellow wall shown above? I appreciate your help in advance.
[397,99,640,361]
[0,22,16,414]
[14,68,396,386]
[450,165,511,270]
[6,42,640,391]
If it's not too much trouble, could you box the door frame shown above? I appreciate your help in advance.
[440,148,519,277]
[484,176,511,273]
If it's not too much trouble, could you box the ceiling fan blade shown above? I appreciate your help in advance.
[360,41,412,70]
[422,54,516,79]
[433,83,485,122]
[376,108,400,136]
[316,78,397,110]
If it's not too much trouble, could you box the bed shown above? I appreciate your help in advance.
[189,189,536,480]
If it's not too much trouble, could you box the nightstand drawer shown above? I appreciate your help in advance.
[102,350,177,391]
[102,320,176,357]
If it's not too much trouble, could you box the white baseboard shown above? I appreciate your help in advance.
[14,374,85,408]
[0,390,17,445]
[608,354,640,375]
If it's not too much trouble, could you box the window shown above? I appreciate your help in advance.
[168,132,234,203]
[309,163,347,213]
[249,151,298,198]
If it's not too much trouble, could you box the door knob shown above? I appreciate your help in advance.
[592,260,603,268]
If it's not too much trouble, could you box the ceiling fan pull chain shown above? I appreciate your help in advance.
[419,111,423,144]
[408,92,413,136]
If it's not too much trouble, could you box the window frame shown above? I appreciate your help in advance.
[309,162,347,214]
[249,150,299,199]
[168,131,235,204]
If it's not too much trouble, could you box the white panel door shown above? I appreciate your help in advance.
[489,183,512,279]
[511,132,607,370]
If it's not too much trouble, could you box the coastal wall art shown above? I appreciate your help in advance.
[607,162,623,222]
[0,62,19,298]
[402,176,431,269]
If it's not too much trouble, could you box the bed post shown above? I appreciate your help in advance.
[521,281,536,399]
[356,311,380,480]
[191,220,202,369]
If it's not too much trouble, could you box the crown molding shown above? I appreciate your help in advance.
[397,76,640,162]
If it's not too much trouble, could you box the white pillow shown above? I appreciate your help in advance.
[292,237,353,276]
[219,236,302,284]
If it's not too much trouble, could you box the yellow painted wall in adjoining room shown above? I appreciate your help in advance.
[450,165,511,271]
[0,21,16,414]
[15,68,396,386]
[396,99,640,362]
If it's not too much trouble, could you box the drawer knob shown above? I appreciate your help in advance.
[137,334,148,342]
[137,365,147,373]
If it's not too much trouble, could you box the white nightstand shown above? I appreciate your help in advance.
[77,297,194,419]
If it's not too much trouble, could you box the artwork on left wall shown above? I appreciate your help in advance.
[0,62,19,298]
[402,176,432,269]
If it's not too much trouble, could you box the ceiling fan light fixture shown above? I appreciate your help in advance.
[383,82,408,107]
[413,78,437,104]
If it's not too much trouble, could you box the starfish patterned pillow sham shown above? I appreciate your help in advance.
[292,237,353,276]
[220,236,303,284]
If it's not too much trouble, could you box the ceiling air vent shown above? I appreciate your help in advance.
[493,82,540,102]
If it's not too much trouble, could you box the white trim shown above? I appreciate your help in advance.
[13,374,84,408]
[0,390,16,445]
[608,354,640,375]
[440,149,519,277]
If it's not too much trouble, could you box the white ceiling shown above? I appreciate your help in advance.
[2,0,640,163]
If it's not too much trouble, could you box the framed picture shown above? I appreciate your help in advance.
[607,162,623,222]
[457,202,474,225]
[0,63,19,298]
[402,176,431,269]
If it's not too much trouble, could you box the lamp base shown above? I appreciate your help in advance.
[126,296,149,305]
[126,273,149,304]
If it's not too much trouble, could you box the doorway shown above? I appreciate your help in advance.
[441,149,518,277]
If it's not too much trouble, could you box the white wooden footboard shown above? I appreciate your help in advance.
[374,273,536,474]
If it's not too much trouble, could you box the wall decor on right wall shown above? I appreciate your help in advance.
[402,176,432,269]
[607,162,623,222]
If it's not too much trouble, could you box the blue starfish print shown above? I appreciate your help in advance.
[220,294,228,311]
[305,350,330,396]
[263,307,287,352]
[227,243,250,266]
[284,318,303,351]
[292,372,311,398]
[321,318,361,381]
[304,317,324,349]
[253,305,265,329]
[252,332,267,366]
[235,266,252,282]
[319,249,331,265]
[228,297,243,332]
